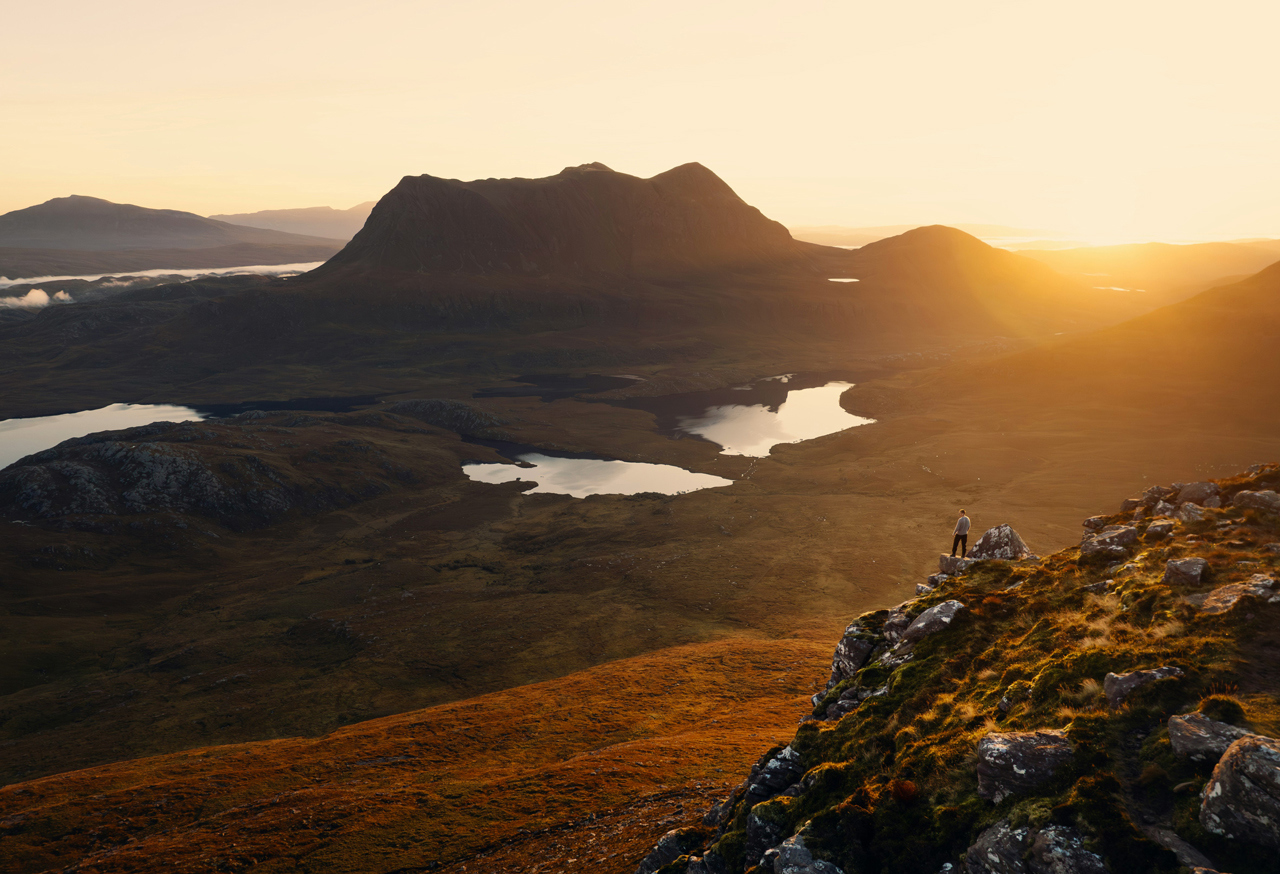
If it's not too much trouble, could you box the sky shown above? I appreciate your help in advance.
[5,0,1280,243]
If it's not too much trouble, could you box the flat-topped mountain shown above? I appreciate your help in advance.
[0,195,343,251]
[210,202,376,241]
[310,162,806,279]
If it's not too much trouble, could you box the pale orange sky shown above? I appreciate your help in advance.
[4,0,1279,242]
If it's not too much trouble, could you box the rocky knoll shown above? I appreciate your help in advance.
[310,162,807,280]
[641,463,1280,874]
[0,409,463,531]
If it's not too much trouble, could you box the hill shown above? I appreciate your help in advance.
[1018,240,1280,304]
[210,202,376,241]
[789,224,1059,249]
[643,464,1280,874]
[0,196,346,280]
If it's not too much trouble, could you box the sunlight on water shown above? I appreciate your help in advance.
[677,381,873,456]
[0,403,206,470]
[462,453,732,498]
[827,277,860,282]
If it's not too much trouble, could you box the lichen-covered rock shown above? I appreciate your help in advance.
[1232,489,1280,513]
[900,600,967,645]
[1146,520,1174,538]
[1201,574,1279,614]
[684,850,727,874]
[939,554,977,575]
[745,809,786,869]
[745,746,804,806]
[976,730,1074,803]
[965,819,1029,873]
[917,582,936,595]
[761,833,843,874]
[1026,825,1106,874]
[1151,500,1176,517]
[1168,713,1255,761]
[1200,734,1280,850]
[1177,502,1207,523]
[636,827,707,874]
[822,623,878,691]
[1103,666,1184,708]
[1177,482,1220,505]
[1162,557,1208,586]
[1142,484,1177,506]
[963,821,1103,874]
[1082,515,1108,531]
[968,525,1036,561]
[881,608,913,644]
[1079,525,1137,560]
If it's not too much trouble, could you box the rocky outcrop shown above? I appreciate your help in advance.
[819,623,878,695]
[1177,482,1221,505]
[976,731,1074,803]
[1200,734,1280,850]
[1169,713,1255,761]
[745,810,786,870]
[1146,520,1174,538]
[968,524,1036,561]
[1162,557,1208,587]
[900,600,967,645]
[1232,489,1280,513]
[963,820,1104,874]
[637,827,708,874]
[1079,525,1138,560]
[745,746,804,807]
[1201,574,1279,614]
[761,833,843,874]
[383,399,512,440]
[1103,666,1184,708]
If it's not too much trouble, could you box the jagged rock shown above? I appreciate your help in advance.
[1163,558,1208,586]
[637,827,706,874]
[1201,574,1279,614]
[976,730,1074,803]
[821,624,878,693]
[928,573,951,587]
[686,851,728,874]
[1178,502,1207,523]
[1082,515,1108,531]
[1169,713,1255,761]
[746,746,804,805]
[1079,525,1137,560]
[882,608,913,644]
[1177,482,1220,505]
[1152,500,1176,517]
[1103,666,1184,707]
[939,554,977,575]
[1200,734,1280,850]
[901,600,967,645]
[761,833,843,874]
[1146,520,1174,538]
[745,810,786,869]
[1142,485,1177,505]
[1233,489,1280,513]
[1120,497,1144,512]
[963,821,1103,874]
[917,582,936,595]
[969,525,1037,561]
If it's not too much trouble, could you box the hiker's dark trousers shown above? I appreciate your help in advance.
[951,534,967,557]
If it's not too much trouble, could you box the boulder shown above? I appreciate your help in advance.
[1163,558,1208,587]
[1177,503,1207,523]
[969,525,1037,561]
[1120,497,1144,512]
[746,746,804,805]
[1202,574,1279,615]
[823,623,878,691]
[1103,666,1184,708]
[1079,525,1137,560]
[685,849,727,874]
[901,600,967,645]
[928,573,951,587]
[917,582,936,595]
[1233,489,1280,513]
[882,608,913,644]
[761,833,844,874]
[1177,482,1220,506]
[1082,516,1108,531]
[1152,500,1176,517]
[963,821,1104,874]
[1146,520,1174,539]
[1142,484,1177,505]
[1200,734,1280,850]
[1168,713,1255,762]
[637,827,706,874]
[940,554,978,575]
[976,730,1074,803]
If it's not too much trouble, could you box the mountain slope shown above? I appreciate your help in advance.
[210,202,376,241]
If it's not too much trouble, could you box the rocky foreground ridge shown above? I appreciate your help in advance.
[640,465,1280,874]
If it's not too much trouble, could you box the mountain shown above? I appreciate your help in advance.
[789,223,1059,249]
[0,196,347,280]
[0,195,343,251]
[1019,240,1280,303]
[210,202,376,241]
[308,162,807,281]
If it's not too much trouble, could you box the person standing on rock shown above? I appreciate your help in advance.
[951,510,971,558]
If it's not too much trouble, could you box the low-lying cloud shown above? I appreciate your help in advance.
[0,289,72,309]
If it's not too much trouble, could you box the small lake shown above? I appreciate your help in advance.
[463,450,732,498]
[0,403,206,470]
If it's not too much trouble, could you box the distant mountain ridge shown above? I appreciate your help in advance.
[210,203,376,241]
[309,162,806,280]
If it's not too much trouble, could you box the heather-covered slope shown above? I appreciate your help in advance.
[650,464,1280,874]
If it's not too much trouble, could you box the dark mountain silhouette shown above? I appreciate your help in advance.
[0,195,343,251]
[0,196,347,279]
[210,202,376,241]
[308,162,806,280]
